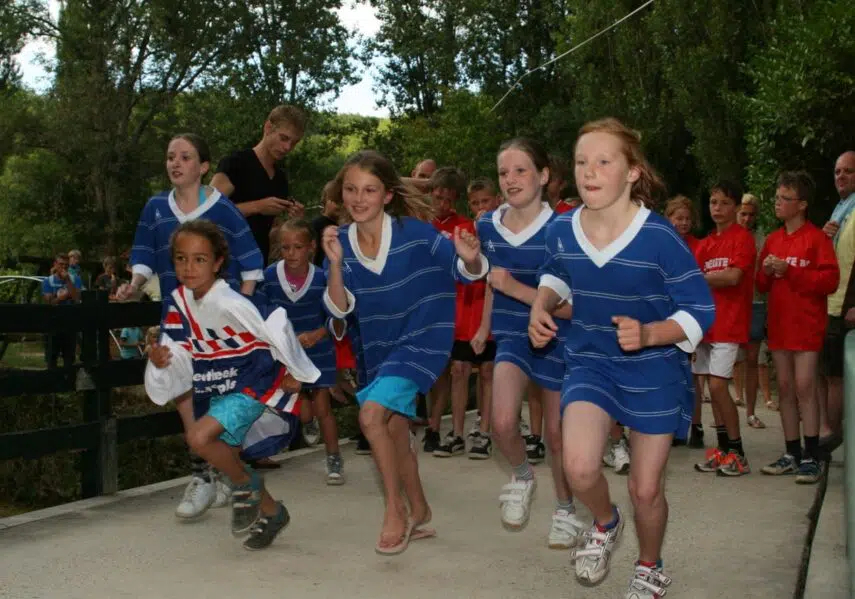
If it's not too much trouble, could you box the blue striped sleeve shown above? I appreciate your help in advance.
[129,199,157,278]
[223,202,263,281]
[538,221,572,302]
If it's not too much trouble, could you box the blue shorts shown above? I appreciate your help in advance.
[749,302,767,342]
[356,376,420,419]
[560,367,693,439]
[206,393,267,447]
[494,337,565,392]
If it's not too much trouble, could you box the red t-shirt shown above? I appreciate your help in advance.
[432,212,484,341]
[554,200,577,214]
[695,223,756,343]
[684,234,702,258]
[756,222,840,351]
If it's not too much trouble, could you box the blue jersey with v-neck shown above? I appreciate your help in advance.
[539,206,715,436]
[477,202,567,391]
[129,187,264,300]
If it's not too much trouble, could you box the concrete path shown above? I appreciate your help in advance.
[804,449,848,598]
[0,405,816,599]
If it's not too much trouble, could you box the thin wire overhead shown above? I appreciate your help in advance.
[489,0,657,113]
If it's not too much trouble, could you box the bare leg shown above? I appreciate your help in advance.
[479,362,494,434]
[743,342,761,419]
[490,362,529,467]
[562,402,613,523]
[388,414,430,524]
[628,431,672,563]
[772,351,801,443]
[428,367,451,433]
[359,401,408,547]
[528,381,544,437]
[827,377,844,437]
[543,389,571,503]
[817,375,832,437]
[733,359,745,405]
[313,388,340,454]
[709,375,741,441]
[450,360,471,437]
[794,352,821,438]
[692,375,703,425]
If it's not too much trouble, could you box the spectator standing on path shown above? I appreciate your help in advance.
[817,150,855,453]
[212,105,307,264]
[42,253,83,369]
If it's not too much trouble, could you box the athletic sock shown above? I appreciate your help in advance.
[785,439,803,462]
[556,499,574,512]
[189,452,211,482]
[512,460,535,481]
[803,435,819,461]
[728,437,744,457]
[715,426,728,452]
[595,505,620,531]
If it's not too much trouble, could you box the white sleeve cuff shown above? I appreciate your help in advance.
[538,274,572,304]
[131,264,153,280]
[669,310,704,353]
[241,269,264,282]
[323,287,355,319]
[456,253,489,281]
[327,317,347,341]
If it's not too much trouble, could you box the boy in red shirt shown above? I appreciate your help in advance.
[693,180,755,476]
[756,171,839,484]
[423,168,492,458]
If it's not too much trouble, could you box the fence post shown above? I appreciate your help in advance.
[79,291,117,497]
[845,331,855,594]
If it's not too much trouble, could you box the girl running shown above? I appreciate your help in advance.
[478,138,584,549]
[530,118,714,596]
[119,133,265,520]
[261,218,346,485]
[322,150,487,555]
[145,220,320,550]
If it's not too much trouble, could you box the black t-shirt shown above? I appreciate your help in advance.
[311,215,338,267]
[216,148,289,262]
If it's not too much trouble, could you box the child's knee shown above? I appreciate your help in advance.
[359,403,386,435]
[450,360,470,380]
[563,450,601,491]
[628,475,664,507]
[545,421,562,455]
[186,426,210,454]
[491,410,518,440]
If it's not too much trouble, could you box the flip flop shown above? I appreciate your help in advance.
[411,514,437,541]
[375,519,415,556]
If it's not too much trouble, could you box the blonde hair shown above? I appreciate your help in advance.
[576,118,665,209]
[741,193,759,207]
[331,150,434,223]
[665,195,697,227]
[68,249,82,260]
[267,105,308,134]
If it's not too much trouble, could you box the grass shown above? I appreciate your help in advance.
[1,339,48,370]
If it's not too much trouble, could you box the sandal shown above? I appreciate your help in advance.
[747,415,766,429]
[766,400,779,411]
[375,519,415,556]
[411,512,437,541]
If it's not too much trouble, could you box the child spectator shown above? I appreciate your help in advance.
[118,326,144,359]
[42,253,83,369]
[68,249,83,279]
[95,257,121,298]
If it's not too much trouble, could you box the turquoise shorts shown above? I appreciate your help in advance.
[356,376,420,420]
[206,393,267,447]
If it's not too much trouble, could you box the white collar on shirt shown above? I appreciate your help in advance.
[276,261,315,302]
[491,202,553,247]
[572,205,650,268]
[347,213,393,275]
[168,186,221,223]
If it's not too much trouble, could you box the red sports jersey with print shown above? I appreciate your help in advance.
[684,234,702,258]
[554,200,576,215]
[695,223,756,343]
[756,222,839,351]
[432,212,483,340]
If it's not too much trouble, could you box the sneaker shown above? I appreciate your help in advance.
[571,508,624,586]
[688,426,705,449]
[434,433,465,457]
[525,434,546,464]
[499,476,537,529]
[231,469,263,535]
[694,448,726,473]
[548,507,587,549]
[612,438,631,475]
[211,476,231,508]
[519,419,531,437]
[325,453,345,486]
[423,428,441,453]
[468,432,492,460]
[354,434,371,455]
[468,415,482,440]
[760,453,798,476]
[175,476,215,519]
[716,451,751,477]
[301,417,321,446]
[796,458,823,484]
[242,502,290,551]
[625,563,672,599]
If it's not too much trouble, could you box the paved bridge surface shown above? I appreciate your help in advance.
[1,406,818,599]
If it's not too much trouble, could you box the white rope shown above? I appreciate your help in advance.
[489,0,656,113]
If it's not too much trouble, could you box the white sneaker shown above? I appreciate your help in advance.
[175,477,216,519]
[519,419,531,437]
[499,476,536,529]
[548,507,587,549]
[211,478,231,508]
[613,438,631,475]
[468,416,481,440]
[625,563,672,598]
[302,417,321,446]
[603,444,616,468]
[571,508,624,586]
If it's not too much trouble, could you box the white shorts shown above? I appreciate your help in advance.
[692,342,739,379]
